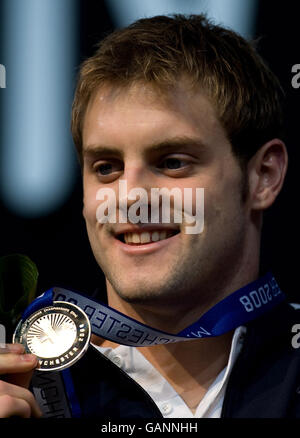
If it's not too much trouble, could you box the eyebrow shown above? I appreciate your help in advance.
[83,136,208,160]
[144,136,208,156]
[83,145,122,159]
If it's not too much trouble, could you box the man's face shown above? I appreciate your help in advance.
[82,83,249,308]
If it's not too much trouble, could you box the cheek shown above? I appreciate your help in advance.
[83,186,98,225]
[203,176,243,228]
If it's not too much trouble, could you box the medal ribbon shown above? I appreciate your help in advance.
[22,272,285,346]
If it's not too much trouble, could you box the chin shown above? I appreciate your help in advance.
[111,280,185,307]
[113,286,162,304]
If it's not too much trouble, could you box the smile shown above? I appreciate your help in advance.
[121,230,179,245]
[113,226,181,254]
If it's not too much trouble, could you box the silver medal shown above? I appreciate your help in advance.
[13,301,91,371]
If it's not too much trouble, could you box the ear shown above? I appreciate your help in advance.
[247,139,288,211]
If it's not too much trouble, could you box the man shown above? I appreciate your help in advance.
[0,14,299,418]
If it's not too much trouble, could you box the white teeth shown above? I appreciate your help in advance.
[132,233,140,244]
[141,232,151,243]
[124,233,132,244]
[159,231,167,240]
[123,230,176,244]
[151,231,159,242]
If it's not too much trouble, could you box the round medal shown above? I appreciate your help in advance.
[13,301,91,371]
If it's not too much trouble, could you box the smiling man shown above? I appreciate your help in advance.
[68,13,297,417]
[1,14,300,419]
[82,82,250,314]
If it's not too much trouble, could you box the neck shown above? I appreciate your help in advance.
[93,267,258,411]
[92,327,234,412]
[138,331,234,412]
[106,260,259,333]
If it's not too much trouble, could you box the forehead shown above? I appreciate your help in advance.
[82,82,228,151]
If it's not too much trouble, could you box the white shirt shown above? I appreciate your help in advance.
[92,325,246,418]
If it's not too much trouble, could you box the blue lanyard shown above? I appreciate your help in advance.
[26,272,285,418]
[22,272,285,346]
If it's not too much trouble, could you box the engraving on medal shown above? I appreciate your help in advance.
[13,301,91,371]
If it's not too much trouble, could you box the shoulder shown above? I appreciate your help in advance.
[223,301,300,417]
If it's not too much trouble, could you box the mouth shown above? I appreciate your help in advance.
[116,229,180,245]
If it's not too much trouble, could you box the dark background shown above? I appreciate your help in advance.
[0,0,299,303]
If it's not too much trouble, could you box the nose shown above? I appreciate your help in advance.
[116,163,157,224]
[118,164,154,207]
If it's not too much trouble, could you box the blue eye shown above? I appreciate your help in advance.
[163,158,185,169]
[97,163,113,175]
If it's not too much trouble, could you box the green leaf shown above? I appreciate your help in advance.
[0,254,39,336]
